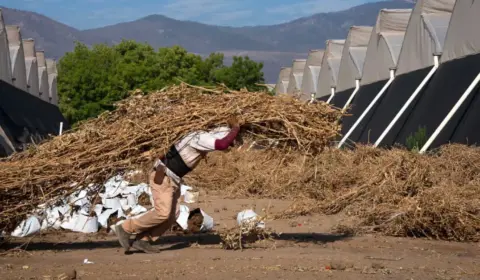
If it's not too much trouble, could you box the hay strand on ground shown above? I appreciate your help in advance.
[218,217,275,250]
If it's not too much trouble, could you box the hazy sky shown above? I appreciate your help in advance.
[1,0,380,30]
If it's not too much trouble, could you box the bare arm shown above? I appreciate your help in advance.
[214,126,240,150]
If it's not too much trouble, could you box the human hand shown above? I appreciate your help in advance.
[227,116,240,128]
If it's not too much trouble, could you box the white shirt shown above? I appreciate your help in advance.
[156,126,231,185]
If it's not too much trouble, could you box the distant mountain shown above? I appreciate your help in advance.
[81,14,274,54]
[0,1,414,83]
[1,7,88,59]
[222,0,414,53]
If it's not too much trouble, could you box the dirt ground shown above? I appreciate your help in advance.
[1,196,479,280]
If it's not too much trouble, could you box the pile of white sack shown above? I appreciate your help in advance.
[9,172,213,238]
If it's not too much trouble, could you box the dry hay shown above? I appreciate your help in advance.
[137,193,152,207]
[189,144,480,242]
[0,83,342,232]
[186,208,204,233]
[218,216,275,250]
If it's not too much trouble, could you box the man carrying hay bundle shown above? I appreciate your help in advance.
[114,117,241,254]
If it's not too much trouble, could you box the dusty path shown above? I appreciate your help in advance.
[1,198,479,280]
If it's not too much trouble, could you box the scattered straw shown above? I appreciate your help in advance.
[190,144,480,242]
[218,217,275,250]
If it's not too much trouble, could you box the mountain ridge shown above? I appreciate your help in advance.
[0,1,415,82]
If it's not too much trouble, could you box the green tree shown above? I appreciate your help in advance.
[214,56,265,91]
[197,53,225,85]
[113,40,162,91]
[58,41,265,125]
[58,42,124,124]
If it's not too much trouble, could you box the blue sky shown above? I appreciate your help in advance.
[1,0,379,30]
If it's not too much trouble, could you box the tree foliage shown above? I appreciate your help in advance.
[58,40,265,125]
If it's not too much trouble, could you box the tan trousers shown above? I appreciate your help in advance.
[122,171,181,241]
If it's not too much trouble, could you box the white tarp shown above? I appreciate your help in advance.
[6,25,27,91]
[301,50,324,100]
[23,39,40,96]
[316,40,345,98]
[379,32,406,68]
[350,48,368,79]
[237,209,265,229]
[176,205,190,230]
[36,51,50,102]
[9,172,216,237]
[441,0,480,63]
[395,0,456,75]
[361,9,412,85]
[46,59,58,105]
[274,67,291,95]
[337,26,372,92]
[0,9,12,84]
[287,59,307,94]
[11,216,41,237]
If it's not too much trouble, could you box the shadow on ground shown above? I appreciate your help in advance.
[1,232,353,252]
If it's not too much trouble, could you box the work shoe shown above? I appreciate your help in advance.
[114,224,131,252]
[131,239,160,254]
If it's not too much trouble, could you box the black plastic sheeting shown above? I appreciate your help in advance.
[331,88,354,109]
[340,79,388,141]
[0,79,69,154]
[0,108,19,156]
[357,67,433,145]
[316,95,331,102]
[384,53,480,149]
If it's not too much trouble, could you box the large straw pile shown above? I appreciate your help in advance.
[0,84,342,232]
[189,145,480,242]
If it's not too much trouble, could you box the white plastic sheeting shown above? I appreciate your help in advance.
[23,39,40,96]
[286,59,307,95]
[199,209,214,232]
[300,49,324,100]
[237,210,265,229]
[176,206,214,232]
[0,9,12,84]
[176,205,190,230]
[441,0,480,63]
[361,9,412,85]
[9,173,214,237]
[11,216,41,237]
[10,174,152,237]
[36,51,50,102]
[316,40,345,98]
[46,58,58,105]
[395,0,455,75]
[6,25,27,91]
[337,26,373,92]
[274,67,291,95]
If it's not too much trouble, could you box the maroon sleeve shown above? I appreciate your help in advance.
[214,127,240,150]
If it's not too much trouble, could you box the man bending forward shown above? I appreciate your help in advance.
[115,117,241,253]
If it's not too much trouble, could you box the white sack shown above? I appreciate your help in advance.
[237,209,265,229]
[11,216,41,237]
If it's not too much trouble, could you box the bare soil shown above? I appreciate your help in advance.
[1,196,479,280]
